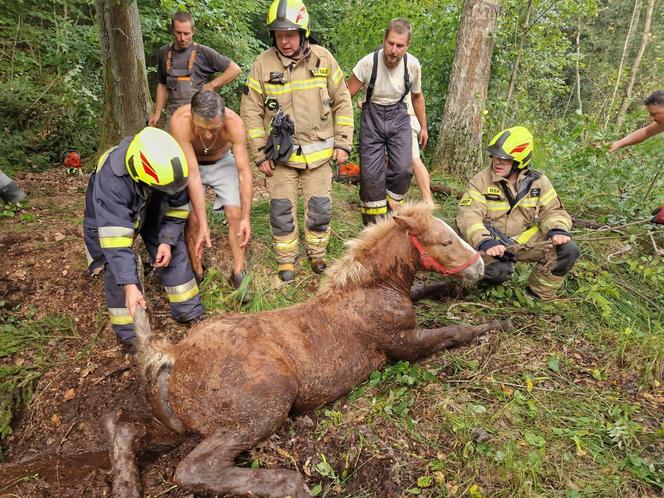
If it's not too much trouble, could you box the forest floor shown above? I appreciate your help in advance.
[0,168,662,497]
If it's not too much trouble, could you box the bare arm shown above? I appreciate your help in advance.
[609,121,664,152]
[230,122,253,248]
[411,92,428,149]
[347,74,364,99]
[203,61,242,92]
[148,84,169,127]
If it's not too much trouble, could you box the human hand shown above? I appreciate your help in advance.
[124,284,146,316]
[551,234,571,245]
[333,148,349,164]
[608,141,621,153]
[418,127,429,149]
[194,225,212,258]
[237,218,251,248]
[154,243,172,268]
[485,244,507,257]
[259,159,275,177]
[147,111,161,127]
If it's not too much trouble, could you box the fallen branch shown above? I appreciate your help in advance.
[430,183,463,199]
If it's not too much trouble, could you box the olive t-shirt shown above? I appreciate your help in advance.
[157,43,231,89]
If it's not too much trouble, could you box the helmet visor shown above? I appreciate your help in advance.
[487,144,514,161]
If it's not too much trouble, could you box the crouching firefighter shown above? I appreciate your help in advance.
[83,127,204,344]
[240,0,353,282]
[456,126,580,300]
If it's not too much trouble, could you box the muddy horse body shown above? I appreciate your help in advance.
[105,204,505,497]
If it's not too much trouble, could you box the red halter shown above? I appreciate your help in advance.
[409,234,481,277]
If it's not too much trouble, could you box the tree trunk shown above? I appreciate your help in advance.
[431,0,500,179]
[501,0,533,129]
[96,0,152,151]
[603,0,641,129]
[616,0,656,128]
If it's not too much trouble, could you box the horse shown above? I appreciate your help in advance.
[104,203,506,497]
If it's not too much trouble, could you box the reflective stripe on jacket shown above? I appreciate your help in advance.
[241,44,353,170]
[83,136,191,284]
[456,166,572,249]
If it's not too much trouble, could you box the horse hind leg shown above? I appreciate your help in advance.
[175,427,310,498]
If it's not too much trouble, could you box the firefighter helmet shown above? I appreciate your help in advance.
[487,126,533,170]
[126,127,189,195]
[267,0,310,38]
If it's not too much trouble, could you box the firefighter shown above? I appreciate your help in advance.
[347,18,424,224]
[240,0,353,282]
[609,89,664,225]
[456,126,580,300]
[0,168,27,204]
[83,127,204,345]
[147,11,241,128]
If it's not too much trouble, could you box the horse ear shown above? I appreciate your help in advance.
[393,215,420,234]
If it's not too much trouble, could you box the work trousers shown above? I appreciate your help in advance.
[266,163,332,270]
[359,101,412,225]
[482,233,580,300]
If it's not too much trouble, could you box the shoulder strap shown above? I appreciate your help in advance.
[166,43,174,72]
[366,49,380,104]
[188,42,198,72]
[399,53,412,103]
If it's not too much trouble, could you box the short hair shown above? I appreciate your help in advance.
[191,91,225,121]
[644,90,664,107]
[172,11,195,30]
[385,18,412,42]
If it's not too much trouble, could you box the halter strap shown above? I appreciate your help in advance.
[409,234,480,276]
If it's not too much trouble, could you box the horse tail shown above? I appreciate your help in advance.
[133,306,176,382]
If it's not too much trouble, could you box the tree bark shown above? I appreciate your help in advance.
[603,0,641,129]
[616,0,656,128]
[96,0,152,151]
[431,0,500,179]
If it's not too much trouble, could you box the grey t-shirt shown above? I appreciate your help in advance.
[157,43,231,88]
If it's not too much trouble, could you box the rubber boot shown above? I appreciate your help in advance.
[0,170,27,204]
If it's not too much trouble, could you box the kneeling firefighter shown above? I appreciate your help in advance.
[240,0,353,282]
[83,127,204,344]
[456,126,580,300]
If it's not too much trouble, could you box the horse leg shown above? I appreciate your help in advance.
[388,319,513,362]
[174,428,310,498]
[410,281,464,302]
[103,408,187,498]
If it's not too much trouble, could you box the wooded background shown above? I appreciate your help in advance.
[1,0,662,185]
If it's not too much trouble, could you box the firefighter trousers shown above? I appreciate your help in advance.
[266,163,332,271]
[482,238,580,300]
[359,101,412,225]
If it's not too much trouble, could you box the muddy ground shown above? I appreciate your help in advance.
[0,170,417,497]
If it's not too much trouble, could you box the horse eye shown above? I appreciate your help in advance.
[440,240,452,247]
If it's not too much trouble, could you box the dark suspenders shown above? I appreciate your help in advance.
[498,170,542,214]
[365,49,412,104]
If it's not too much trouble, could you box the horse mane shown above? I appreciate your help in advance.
[318,202,436,294]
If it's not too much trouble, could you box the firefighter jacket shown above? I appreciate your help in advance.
[456,166,572,250]
[241,43,353,170]
[83,137,191,285]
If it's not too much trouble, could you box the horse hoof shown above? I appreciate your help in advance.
[310,259,326,275]
[278,270,295,282]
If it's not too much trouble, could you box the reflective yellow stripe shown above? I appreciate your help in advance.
[386,190,405,202]
[278,263,294,272]
[539,189,557,206]
[515,225,539,244]
[274,238,298,251]
[487,201,510,212]
[248,127,267,139]
[264,77,327,95]
[99,226,134,238]
[519,199,538,207]
[332,67,344,85]
[468,190,486,204]
[288,146,333,164]
[100,236,133,249]
[335,115,354,127]
[109,308,133,326]
[361,206,388,215]
[164,278,199,303]
[96,146,119,172]
[246,77,263,94]
[469,223,487,234]
[305,233,329,246]
[164,206,190,220]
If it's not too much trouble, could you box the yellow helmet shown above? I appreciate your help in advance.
[487,126,533,170]
[125,127,189,194]
[267,0,310,38]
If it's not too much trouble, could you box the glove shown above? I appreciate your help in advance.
[651,205,664,225]
[264,111,295,163]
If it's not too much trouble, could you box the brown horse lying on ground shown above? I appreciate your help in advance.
[104,203,508,497]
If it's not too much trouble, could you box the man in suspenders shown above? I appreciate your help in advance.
[148,11,241,127]
[348,18,425,225]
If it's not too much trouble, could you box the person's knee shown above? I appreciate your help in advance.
[483,260,514,284]
[306,196,331,232]
[552,241,580,276]
[224,206,242,225]
[270,199,294,236]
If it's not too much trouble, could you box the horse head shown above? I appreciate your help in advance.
[393,204,484,284]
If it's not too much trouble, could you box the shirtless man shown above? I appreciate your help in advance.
[170,90,253,296]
